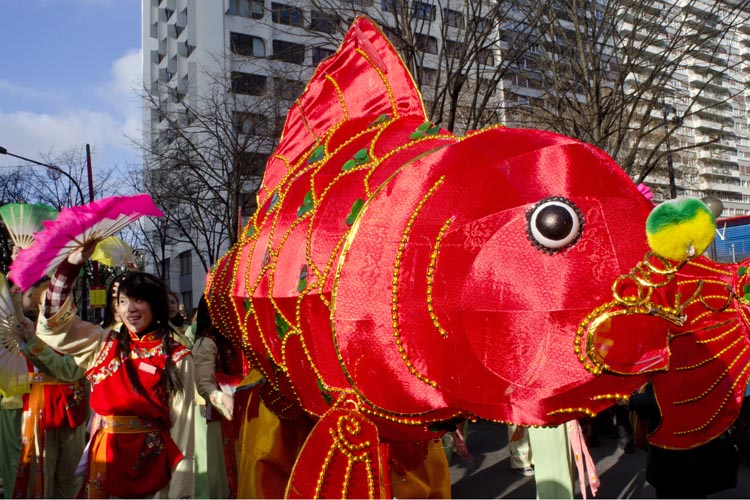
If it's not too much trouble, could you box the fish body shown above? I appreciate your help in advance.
[205,17,656,441]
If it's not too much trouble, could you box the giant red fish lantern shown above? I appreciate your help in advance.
[205,16,750,497]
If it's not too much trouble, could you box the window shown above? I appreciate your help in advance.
[237,152,269,177]
[274,78,305,101]
[160,258,171,285]
[478,78,496,95]
[472,17,490,34]
[271,2,303,26]
[228,0,264,19]
[312,47,335,64]
[231,72,267,95]
[478,48,494,66]
[239,192,258,216]
[381,0,401,12]
[443,8,464,28]
[234,112,270,136]
[275,115,287,136]
[230,32,265,57]
[310,10,336,33]
[421,67,437,85]
[181,291,193,313]
[415,33,438,54]
[273,39,305,64]
[444,39,465,58]
[179,251,191,276]
[412,1,435,21]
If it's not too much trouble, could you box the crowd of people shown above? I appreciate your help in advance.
[0,239,745,500]
[0,243,245,499]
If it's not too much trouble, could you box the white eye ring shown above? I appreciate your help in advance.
[526,197,584,253]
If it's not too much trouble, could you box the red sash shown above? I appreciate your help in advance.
[87,415,183,499]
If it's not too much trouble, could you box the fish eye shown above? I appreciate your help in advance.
[526,197,584,254]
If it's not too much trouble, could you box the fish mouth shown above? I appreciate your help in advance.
[576,252,687,376]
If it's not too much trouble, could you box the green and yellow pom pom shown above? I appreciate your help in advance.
[646,198,716,262]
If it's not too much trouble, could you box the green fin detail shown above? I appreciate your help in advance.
[297,264,308,293]
[298,190,314,217]
[346,199,364,225]
[268,191,279,212]
[409,121,437,139]
[370,114,391,126]
[318,379,333,405]
[342,148,370,171]
[308,145,325,163]
[353,148,369,163]
[275,312,290,339]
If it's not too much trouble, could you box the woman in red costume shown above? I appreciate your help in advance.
[35,246,195,499]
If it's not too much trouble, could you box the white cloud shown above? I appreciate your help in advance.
[97,49,144,148]
[0,49,143,175]
[101,49,143,115]
[0,110,131,167]
[0,80,60,103]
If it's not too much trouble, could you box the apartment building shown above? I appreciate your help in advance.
[142,0,750,306]
[141,0,502,307]
[615,0,750,215]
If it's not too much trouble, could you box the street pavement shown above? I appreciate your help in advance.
[449,420,750,499]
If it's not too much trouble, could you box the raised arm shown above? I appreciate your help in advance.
[35,244,106,369]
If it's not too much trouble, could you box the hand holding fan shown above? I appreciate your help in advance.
[92,236,137,269]
[0,203,58,249]
[8,194,164,291]
[0,273,29,398]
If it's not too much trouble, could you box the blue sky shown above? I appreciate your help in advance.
[0,0,142,180]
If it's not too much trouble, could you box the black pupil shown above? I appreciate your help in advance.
[536,205,573,241]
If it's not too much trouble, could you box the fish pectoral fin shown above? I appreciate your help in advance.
[286,402,388,499]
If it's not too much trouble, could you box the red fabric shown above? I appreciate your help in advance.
[286,407,387,499]
[84,331,188,497]
[43,383,87,429]
[205,15,655,446]
[648,256,750,449]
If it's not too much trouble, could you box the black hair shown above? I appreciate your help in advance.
[194,294,241,375]
[195,295,211,341]
[115,272,184,401]
[167,290,186,327]
[101,272,130,329]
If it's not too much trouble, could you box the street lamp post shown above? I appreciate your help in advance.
[0,146,91,320]
[662,102,680,199]
[0,146,86,205]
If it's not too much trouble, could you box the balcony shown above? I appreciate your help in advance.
[698,150,739,165]
[697,179,741,194]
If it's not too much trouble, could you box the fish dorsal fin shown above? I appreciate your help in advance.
[259,16,426,202]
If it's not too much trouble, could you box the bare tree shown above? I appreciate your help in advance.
[0,146,118,319]
[305,0,555,133]
[136,56,302,273]
[28,146,118,208]
[502,0,750,197]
